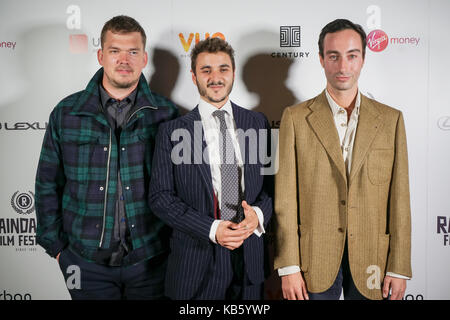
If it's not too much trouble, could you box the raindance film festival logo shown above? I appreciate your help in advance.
[437,216,450,246]
[0,191,37,250]
[11,191,34,215]
[272,26,310,59]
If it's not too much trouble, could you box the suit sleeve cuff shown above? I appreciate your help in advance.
[278,265,301,277]
[209,220,222,244]
[252,206,265,237]
[386,272,411,280]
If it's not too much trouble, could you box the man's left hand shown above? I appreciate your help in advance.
[382,276,406,300]
[231,201,259,239]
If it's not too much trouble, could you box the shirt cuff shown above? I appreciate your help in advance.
[252,206,265,237]
[278,265,301,277]
[209,220,222,244]
[386,272,411,280]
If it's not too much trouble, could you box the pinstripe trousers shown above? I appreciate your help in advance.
[192,247,263,300]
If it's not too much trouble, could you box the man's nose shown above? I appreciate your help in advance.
[338,57,349,72]
[117,50,129,63]
[210,69,220,80]
[211,70,226,85]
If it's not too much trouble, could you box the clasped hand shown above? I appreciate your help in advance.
[215,201,258,250]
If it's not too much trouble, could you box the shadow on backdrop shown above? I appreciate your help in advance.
[235,29,301,299]
[241,53,297,300]
[148,48,189,115]
[242,53,297,129]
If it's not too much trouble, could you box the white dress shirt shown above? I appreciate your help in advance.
[278,89,409,280]
[197,98,265,243]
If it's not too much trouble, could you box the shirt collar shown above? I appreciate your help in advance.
[198,98,233,120]
[325,89,361,118]
[99,84,138,109]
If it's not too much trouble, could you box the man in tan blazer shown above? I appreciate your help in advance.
[274,19,412,300]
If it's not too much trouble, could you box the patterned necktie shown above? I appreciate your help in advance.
[212,109,244,223]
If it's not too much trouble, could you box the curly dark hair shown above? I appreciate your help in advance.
[190,37,235,74]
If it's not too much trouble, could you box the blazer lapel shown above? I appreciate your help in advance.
[231,102,257,200]
[348,95,384,184]
[182,107,214,202]
[306,91,347,183]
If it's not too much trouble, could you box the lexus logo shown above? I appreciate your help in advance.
[437,117,450,131]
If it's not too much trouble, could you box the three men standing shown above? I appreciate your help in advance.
[35,15,411,301]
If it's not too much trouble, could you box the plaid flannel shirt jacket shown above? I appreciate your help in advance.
[35,68,178,265]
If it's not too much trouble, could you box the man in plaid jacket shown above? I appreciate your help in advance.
[35,16,178,299]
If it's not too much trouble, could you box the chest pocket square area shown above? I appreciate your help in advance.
[367,148,395,185]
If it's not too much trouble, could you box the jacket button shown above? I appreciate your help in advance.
[103,147,108,152]
[95,224,99,228]
[125,186,130,190]
[99,186,104,191]
[341,200,346,205]
[338,228,344,233]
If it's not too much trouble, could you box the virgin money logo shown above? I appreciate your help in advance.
[367,29,421,53]
[367,29,389,52]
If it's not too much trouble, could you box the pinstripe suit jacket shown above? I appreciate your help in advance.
[149,102,273,299]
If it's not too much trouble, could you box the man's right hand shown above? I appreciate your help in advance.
[281,271,309,300]
[215,220,247,250]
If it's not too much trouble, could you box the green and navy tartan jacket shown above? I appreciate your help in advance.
[35,68,178,265]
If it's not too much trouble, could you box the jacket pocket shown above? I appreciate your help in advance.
[61,132,101,183]
[367,149,394,185]
[298,224,310,273]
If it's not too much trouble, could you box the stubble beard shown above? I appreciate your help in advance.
[196,79,234,104]
[106,71,139,90]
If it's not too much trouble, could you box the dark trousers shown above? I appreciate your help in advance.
[58,247,167,300]
[308,243,367,300]
[194,247,263,300]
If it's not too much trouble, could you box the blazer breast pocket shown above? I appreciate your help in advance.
[367,148,394,185]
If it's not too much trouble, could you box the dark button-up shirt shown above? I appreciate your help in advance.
[99,84,137,266]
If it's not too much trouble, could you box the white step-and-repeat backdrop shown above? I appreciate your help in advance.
[0,0,448,300]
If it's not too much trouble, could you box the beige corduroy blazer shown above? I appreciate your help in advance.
[274,90,412,300]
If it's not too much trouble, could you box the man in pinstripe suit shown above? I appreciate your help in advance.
[149,38,273,300]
